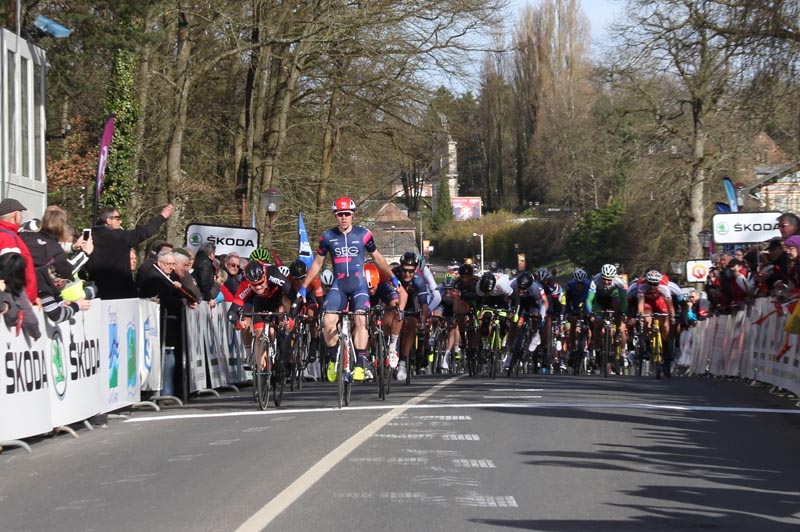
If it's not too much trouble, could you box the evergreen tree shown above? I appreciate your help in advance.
[431,180,454,233]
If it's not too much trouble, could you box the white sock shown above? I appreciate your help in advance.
[389,334,399,351]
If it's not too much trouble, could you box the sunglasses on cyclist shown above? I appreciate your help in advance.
[400,268,416,275]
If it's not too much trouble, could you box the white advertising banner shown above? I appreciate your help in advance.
[100,299,142,412]
[48,306,105,427]
[183,306,209,393]
[711,212,782,244]
[139,300,162,391]
[221,303,247,383]
[185,223,260,257]
[0,311,52,441]
[204,303,229,388]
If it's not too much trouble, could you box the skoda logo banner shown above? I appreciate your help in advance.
[711,212,782,244]
[185,224,261,257]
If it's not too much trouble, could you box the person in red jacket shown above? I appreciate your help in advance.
[0,198,38,304]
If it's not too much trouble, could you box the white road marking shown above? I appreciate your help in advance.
[125,402,800,424]
[482,395,543,399]
[233,375,463,532]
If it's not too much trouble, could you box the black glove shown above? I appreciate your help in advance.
[290,299,302,318]
[226,305,242,324]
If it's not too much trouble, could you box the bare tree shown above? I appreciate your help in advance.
[610,0,750,257]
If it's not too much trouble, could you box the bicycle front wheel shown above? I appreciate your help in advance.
[254,335,271,410]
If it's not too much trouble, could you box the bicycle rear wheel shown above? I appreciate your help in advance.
[253,335,271,410]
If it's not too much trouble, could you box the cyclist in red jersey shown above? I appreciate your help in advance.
[227,261,295,369]
[636,269,676,360]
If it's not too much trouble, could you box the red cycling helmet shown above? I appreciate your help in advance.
[332,197,356,213]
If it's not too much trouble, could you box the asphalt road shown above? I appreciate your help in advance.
[2,373,800,532]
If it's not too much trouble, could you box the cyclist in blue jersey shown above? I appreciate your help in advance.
[564,269,596,359]
[298,197,398,382]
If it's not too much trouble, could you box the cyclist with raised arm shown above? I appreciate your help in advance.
[591,264,628,375]
[227,261,295,370]
[393,252,430,381]
[297,197,398,383]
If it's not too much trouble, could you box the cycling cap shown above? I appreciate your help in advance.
[278,265,290,278]
[320,269,334,287]
[289,260,307,280]
[573,269,588,282]
[645,270,662,283]
[332,197,356,213]
[244,261,266,284]
[364,263,381,290]
[517,271,534,290]
[535,267,551,283]
[249,247,270,263]
[399,251,419,268]
[479,271,496,293]
[458,263,474,277]
[601,264,617,280]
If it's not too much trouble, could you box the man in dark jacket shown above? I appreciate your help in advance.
[192,242,217,305]
[87,204,173,299]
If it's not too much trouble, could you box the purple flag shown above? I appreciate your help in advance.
[94,115,116,206]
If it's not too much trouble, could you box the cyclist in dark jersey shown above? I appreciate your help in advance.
[298,197,398,382]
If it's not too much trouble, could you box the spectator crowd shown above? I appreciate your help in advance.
[0,200,253,400]
[698,212,800,315]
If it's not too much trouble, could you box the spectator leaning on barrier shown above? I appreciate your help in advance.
[173,248,202,304]
[192,242,217,306]
[19,206,95,323]
[87,204,173,299]
[761,237,790,292]
[138,249,194,397]
[0,198,39,304]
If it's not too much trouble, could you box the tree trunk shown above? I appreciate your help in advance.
[165,11,192,243]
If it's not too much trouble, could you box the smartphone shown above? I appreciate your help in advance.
[82,228,91,240]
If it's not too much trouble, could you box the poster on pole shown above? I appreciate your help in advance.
[452,197,482,221]
[686,260,713,282]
